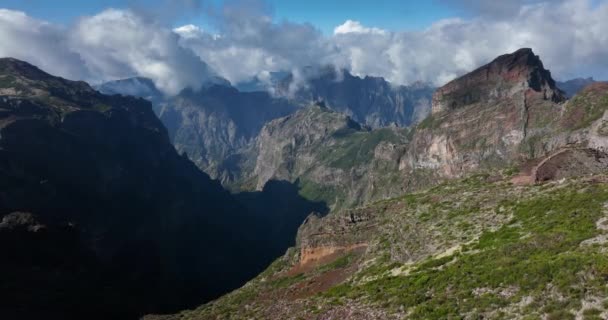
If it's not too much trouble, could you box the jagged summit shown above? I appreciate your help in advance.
[432,48,565,114]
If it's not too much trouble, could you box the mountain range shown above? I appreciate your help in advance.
[97,68,435,185]
[142,48,608,320]
[2,47,607,320]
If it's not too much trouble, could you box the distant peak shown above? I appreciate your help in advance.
[431,49,565,114]
[490,48,545,72]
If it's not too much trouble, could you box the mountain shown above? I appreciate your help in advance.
[235,71,290,92]
[240,103,411,209]
[407,48,568,179]
[0,58,321,320]
[279,67,435,128]
[95,77,163,106]
[557,77,596,97]
[158,85,298,181]
[98,70,433,185]
[147,49,608,320]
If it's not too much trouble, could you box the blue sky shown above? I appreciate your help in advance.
[1,0,458,33]
[1,0,606,88]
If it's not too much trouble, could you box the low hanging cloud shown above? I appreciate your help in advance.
[0,0,606,96]
[70,9,216,94]
[0,9,89,80]
[175,0,608,86]
[0,8,216,95]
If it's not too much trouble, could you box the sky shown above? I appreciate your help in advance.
[0,0,607,95]
[1,0,457,33]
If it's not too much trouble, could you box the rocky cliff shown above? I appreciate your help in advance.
[158,85,297,181]
[281,68,434,128]
[403,49,593,180]
[99,71,433,185]
[0,58,313,320]
[239,103,411,209]
[431,48,564,114]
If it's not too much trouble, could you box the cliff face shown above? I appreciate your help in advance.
[404,49,591,179]
[281,68,434,128]
[0,58,302,319]
[244,103,411,209]
[431,48,565,114]
[158,85,297,181]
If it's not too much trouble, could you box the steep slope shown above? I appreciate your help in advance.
[99,71,433,185]
[158,85,297,181]
[148,49,608,320]
[0,58,310,320]
[403,48,573,180]
[236,103,411,209]
[149,171,608,320]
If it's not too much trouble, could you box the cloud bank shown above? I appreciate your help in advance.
[0,0,606,95]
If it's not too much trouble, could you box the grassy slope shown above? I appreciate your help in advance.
[147,171,608,320]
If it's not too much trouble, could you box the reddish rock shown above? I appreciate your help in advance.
[432,48,566,114]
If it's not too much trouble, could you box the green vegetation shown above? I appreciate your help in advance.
[324,181,608,319]
[318,128,402,169]
[563,90,608,130]
[417,114,442,130]
[297,178,342,206]
[270,273,306,288]
[317,253,354,273]
[154,174,608,320]
[0,75,16,88]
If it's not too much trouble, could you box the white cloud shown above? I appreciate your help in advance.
[333,20,387,35]
[70,9,217,95]
[0,9,89,80]
[173,24,205,39]
[173,0,608,87]
[0,8,218,95]
[0,0,606,95]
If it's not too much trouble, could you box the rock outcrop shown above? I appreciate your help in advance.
[243,103,411,209]
[432,48,565,114]
[404,49,582,180]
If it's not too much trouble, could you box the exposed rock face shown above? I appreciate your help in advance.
[158,85,297,181]
[281,68,435,128]
[432,48,565,114]
[405,49,577,179]
[99,71,433,186]
[243,103,410,209]
[533,148,608,182]
[0,58,311,319]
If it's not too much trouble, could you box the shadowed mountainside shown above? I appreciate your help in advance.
[0,58,325,320]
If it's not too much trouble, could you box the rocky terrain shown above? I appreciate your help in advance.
[278,68,435,128]
[98,70,434,184]
[146,48,608,320]
[0,58,322,320]
[240,103,411,209]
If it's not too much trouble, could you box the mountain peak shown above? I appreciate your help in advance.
[0,57,54,81]
[432,48,565,114]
